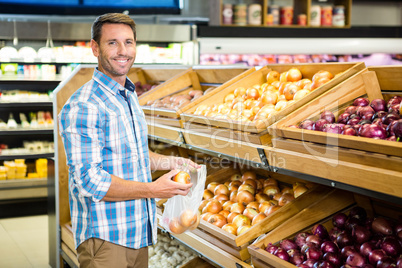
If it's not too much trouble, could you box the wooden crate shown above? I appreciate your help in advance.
[139,67,253,127]
[269,66,402,157]
[181,63,365,145]
[248,196,402,268]
[192,168,337,261]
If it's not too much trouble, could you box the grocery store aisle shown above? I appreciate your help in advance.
[0,215,50,268]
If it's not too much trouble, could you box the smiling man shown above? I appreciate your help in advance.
[58,13,199,268]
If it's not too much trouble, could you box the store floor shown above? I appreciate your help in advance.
[0,215,50,268]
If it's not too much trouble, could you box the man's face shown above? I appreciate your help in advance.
[91,23,136,85]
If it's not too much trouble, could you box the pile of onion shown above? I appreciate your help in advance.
[192,68,336,124]
[292,96,402,142]
[199,170,311,236]
[265,206,402,268]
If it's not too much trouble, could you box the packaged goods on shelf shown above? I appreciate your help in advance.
[0,90,52,103]
[35,158,47,179]
[2,159,27,179]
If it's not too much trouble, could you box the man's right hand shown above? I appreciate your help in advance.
[151,170,193,199]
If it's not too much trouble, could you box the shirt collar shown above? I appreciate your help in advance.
[93,67,136,95]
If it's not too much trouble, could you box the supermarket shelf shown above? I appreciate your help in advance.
[0,152,54,160]
[0,128,53,135]
[0,102,53,107]
[0,75,62,82]
[197,25,402,39]
[0,178,48,200]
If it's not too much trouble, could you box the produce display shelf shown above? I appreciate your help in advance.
[0,152,54,160]
[265,145,402,203]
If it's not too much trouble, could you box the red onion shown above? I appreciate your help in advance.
[324,123,345,134]
[321,111,336,123]
[280,239,299,251]
[387,136,397,141]
[381,236,402,257]
[360,242,377,257]
[372,111,388,121]
[338,113,351,124]
[303,259,318,268]
[329,227,344,242]
[314,119,330,131]
[389,104,401,115]
[361,265,375,268]
[302,243,316,254]
[266,243,279,254]
[342,245,359,259]
[387,121,398,136]
[345,106,359,115]
[372,218,394,236]
[306,245,323,260]
[359,124,387,139]
[274,248,290,261]
[300,119,315,130]
[387,96,402,108]
[333,213,349,229]
[297,264,311,268]
[349,207,367,222]
[288,249,300,258]
[371,99,387,112]
[313,224,330,240]
[376,256,397,268]
[382,113,400,125]
[352,225,372,244]
[321,241,339,254]
[398,230,402,241]
[315,260,335,268]
[307,235,322,247]
[324,252,342,267]
[397,256,402,268]
[346,252,366,267]
[362,113,375,121]
[337,232,354,248]
[368,249,387,265]
[357,106,375,117]
[394,224,402,234]
[353,98,370,107]
[391,119,402,139]
[290,252,306,266]
[295,232,311,248]
[342,127,357,136]
[347,118,361,127]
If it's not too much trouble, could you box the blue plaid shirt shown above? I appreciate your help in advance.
[58,68,156,249]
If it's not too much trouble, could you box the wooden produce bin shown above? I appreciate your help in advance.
[248,195,402,268]
[191,167,339,261]
[269,66,402,157]
[139,66,253,128]
[181,63,365,145]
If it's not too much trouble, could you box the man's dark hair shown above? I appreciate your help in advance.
[92,13,136,44]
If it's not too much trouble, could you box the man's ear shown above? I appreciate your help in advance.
[91,39,99,57]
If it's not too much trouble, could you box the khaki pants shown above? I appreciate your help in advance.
[77,238,148,268]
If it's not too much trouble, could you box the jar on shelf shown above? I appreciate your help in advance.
[222,4,234,25]
[234,3,247,25]
[268,5,280,25]
[248,3,262,25]
[321,5,333,26]
[280,6,294,25]
[333,5,345,27]
[310,5,321,26]
[298,14,307,26]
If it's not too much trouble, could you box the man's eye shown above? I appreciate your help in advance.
[108,41,116,45]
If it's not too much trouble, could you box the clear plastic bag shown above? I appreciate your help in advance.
[160,165,206,234]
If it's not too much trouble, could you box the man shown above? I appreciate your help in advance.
[58,13,199,267]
